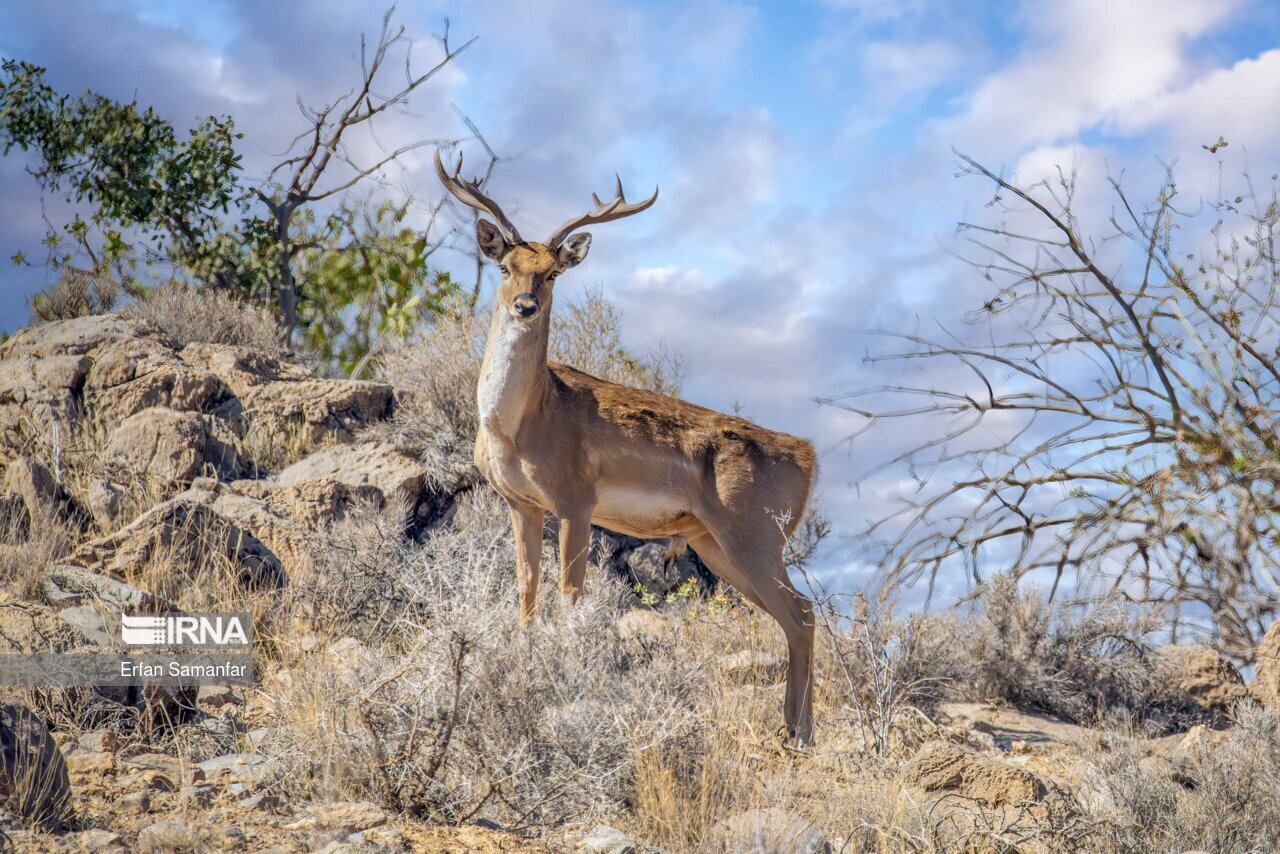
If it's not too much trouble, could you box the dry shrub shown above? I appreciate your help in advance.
[28,268,120,323]
[549,289,684,396]
[123,281,285,357]
[259,488,704,829]
[952,574,1202,733]
[1078,703,1280,853]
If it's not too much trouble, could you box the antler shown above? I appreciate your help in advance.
[546,174,658,250]
[434,149,523,244]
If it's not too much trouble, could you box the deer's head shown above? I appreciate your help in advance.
[435,150,657,322]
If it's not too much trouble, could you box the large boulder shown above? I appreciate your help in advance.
[104,407,240,487]
[4,456,90,533]
[67,484,284,590]
[1254,622,1280,708]
[1153,644,1248,712]
[81,337,226,425]
[0,704,73,829]
[903,741,1077,817]
[273,441,437,531]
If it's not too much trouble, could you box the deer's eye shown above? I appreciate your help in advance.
[547,272,559,282]
[498,265,509,276]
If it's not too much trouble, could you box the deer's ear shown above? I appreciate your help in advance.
[476,219,508,262]
[558,232,592,268]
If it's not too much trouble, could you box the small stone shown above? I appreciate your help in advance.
[580,824,638,853]
[1010,740,1032,755]
[77,829,126,851]
[121,790,152,814]
[180,784,214,807]
[197,684,239,709]
[77,729,121,753]
[66,750,115,775]
[139,770,176,791]
[311,800,388,831]
[239,792,284,811]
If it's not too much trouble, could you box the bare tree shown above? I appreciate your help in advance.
[826,149,1280,659]
[255,7,476,342]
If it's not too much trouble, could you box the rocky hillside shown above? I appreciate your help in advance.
[1,312,1280,852]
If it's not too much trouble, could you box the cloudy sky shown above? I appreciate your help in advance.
[3,0,1280,595]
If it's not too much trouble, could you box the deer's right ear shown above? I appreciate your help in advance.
[476,219,508,262]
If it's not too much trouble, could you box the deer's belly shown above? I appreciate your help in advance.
[592,482,694,538]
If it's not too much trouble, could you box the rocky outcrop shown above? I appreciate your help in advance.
[1153,644,1248,712]
[1255,622,1280,708]
[0,704,73,829]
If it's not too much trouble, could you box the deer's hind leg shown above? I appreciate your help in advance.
[688,526,815,745]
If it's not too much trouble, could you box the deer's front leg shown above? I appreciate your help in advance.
[558,503,594,602]
[508,500,544,626]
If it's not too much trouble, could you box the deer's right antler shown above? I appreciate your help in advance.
[434,149,523,244]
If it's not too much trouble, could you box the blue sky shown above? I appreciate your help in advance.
[3,0,1280,596]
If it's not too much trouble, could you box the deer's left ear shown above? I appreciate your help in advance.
[558,233,592,268]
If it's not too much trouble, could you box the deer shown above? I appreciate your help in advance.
[434,150,818,744]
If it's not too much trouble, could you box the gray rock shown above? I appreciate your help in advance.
[706,808,830,854]
[4,455,89,532]
[104,406,210,486]
[0,704,73,830]
[86,479,127,528]
[58,605,115,646]
[580,824,638,853]
[77,829,126,851]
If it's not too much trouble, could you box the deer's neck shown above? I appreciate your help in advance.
[477,306,551,440]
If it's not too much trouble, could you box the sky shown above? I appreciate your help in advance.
[3,0,1280,599]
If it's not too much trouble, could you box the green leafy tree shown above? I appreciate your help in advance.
[0,8,478,370]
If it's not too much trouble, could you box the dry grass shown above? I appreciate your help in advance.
[27,268,122,324]
[122,282,286,357]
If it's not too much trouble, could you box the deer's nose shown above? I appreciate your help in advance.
[513,293,539,318]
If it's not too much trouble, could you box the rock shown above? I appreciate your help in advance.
[239,792,284,811]
[311,800,388,831]
[617,609,671,644]
[719,649,786,685]
[43,564,171,611]
[120,790,152,814]
[136,819,209,853]
[104,407,214,486]
[68,488,284,589]
[903,741,1071,811]
[196,752,279,790]
[77,730,120,753]
[0,704,73,829]
[87,479,127,528]
[274,441,428,515]
[81,336,225,426]
[58,604,115,646]
[1254,621,1280,709]
[1154,644,1248,712]
[65,750,114,775]
[579,825,639,853]
[77,829,126,851]
[180,783,214,808]
[237,378,393,453]
[0,602,90,654]
[197,684,239,709]
[1176,723,1227,754]
[125,753,189,782]
[4,455,88,531]
[705,808,830,854]
[625,542,698,597]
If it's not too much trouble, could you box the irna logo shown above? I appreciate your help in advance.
[121,613,252,648]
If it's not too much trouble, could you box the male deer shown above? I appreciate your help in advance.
[435,151,818,743]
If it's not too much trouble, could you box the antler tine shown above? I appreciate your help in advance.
[549,173,658,250]
[433,148,523,244]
